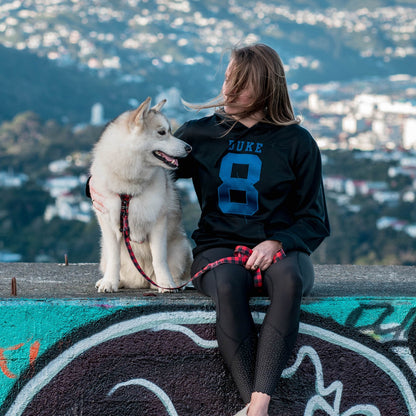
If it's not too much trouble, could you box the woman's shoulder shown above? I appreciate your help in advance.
[174,113,224,142]
[178,113,219,131]
[266,122,316,148]
[281,123,313,139]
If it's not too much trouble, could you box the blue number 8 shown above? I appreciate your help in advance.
[218,153,261,216]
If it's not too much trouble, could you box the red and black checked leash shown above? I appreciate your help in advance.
[120,194,286,291]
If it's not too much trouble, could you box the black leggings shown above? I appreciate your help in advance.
[191,247,314,403]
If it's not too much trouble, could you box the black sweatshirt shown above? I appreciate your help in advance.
[175,113,330,257]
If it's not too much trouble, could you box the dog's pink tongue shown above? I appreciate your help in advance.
[164,153,178,166]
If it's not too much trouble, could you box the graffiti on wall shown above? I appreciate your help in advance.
[0,297,415,415]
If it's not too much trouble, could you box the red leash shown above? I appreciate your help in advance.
[120,194,286,291]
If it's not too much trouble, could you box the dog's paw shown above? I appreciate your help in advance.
[158,287,175,293]
[154,273,178,293]
[157,283,182,293]
[95,278,119,293]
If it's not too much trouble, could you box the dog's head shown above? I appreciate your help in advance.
[126,97,192,170]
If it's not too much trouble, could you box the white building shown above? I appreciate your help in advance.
[44,194,92,223]
[379,101,416,116]
[48,159,71,173]
[345,179,369,197]
[372,118,387,138]
[44,176,82,198]
[91,103,104,126]
[354,94,390,117]
[342,114,366,134]
[0,171,28,187]
[403,118,416,149]
[323,176,346,193]
[308,93,321,112]
[405,224,416,238]
[373,190,400,205]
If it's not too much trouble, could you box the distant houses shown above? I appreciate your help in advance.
[0,170,28,187]
[0,250,22,262]
[43,173,92,223]
[324,153,416,238]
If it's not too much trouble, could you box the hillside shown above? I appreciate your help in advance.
[0,45,152,124]
[0,0,415,123]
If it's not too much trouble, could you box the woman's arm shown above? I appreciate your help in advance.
[271,135,330,254]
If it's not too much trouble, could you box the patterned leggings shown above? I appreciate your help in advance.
[191,247,314,403]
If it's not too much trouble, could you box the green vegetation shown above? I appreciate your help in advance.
[0,112,101,262]
[0,184,101,263]
[312,198,415,266]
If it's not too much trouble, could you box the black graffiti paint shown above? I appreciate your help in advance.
[13,319,410,416]
[409,319,416,361]
[346,303,416,341]
[21,325,241,416]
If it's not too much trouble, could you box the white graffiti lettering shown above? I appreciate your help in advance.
[108,378,178,416]
[151,323,218,349]
[282,345,381,416]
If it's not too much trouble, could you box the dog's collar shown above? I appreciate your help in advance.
[119,193,132,203]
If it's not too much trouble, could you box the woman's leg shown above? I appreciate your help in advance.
[192,248,257,403]
[253,251,314,396]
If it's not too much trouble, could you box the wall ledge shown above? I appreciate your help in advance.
[1,262,416,299]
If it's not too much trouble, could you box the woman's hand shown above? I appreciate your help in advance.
[89,177,107,213]
[245,240,283,271]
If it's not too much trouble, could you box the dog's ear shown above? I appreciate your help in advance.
[130,97,151,127]
[152,99,167,112]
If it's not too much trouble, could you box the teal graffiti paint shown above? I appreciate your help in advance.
[0,299,139,404]
[302,297,416,338]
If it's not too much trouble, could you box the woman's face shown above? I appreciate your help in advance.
[222,60,254,116]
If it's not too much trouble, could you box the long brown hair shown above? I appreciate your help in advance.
[186,44,300,126]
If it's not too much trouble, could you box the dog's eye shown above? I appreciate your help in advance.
[158,129,166,136]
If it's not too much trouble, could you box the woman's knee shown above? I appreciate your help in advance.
[265,261,304,299]
[281,269,303,298]
[215,264,252,300]
[265,252,314,296]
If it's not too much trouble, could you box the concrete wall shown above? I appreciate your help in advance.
[0,263,415,416]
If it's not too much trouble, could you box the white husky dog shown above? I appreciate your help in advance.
[90,97,193,292]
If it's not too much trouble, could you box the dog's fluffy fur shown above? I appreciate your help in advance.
[90,97,193,292]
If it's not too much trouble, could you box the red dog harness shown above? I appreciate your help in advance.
[120,194,286,291]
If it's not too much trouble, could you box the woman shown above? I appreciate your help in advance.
[173,44,330,416]
[90,44,330,415]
